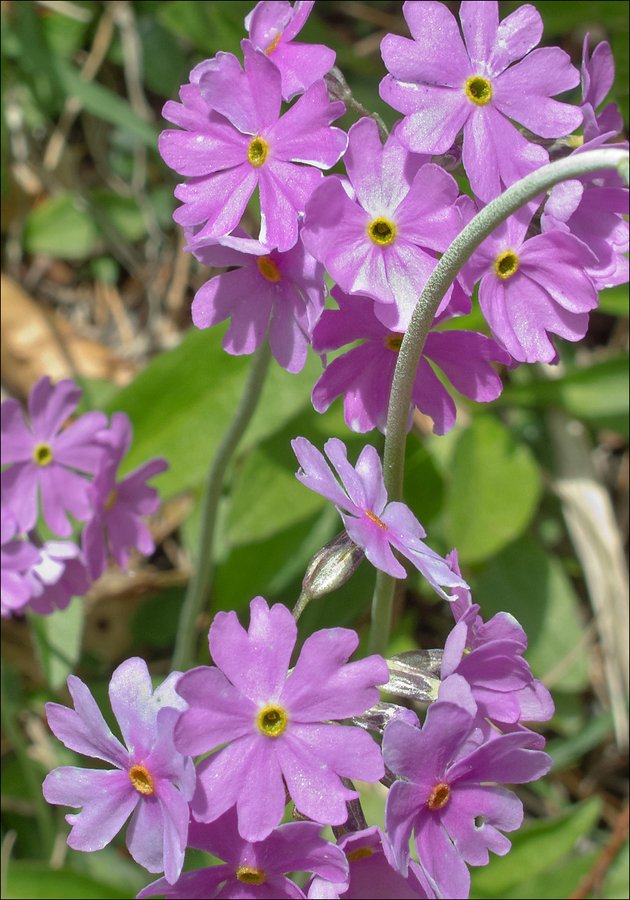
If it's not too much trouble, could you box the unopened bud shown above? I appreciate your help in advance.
[302,531,364,600]
[383,650,443,703]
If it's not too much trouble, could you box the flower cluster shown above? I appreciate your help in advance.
[44,593,552,898]
[35,1,628,899]
[1,376,167,617]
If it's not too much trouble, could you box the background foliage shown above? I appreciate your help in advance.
[1,2,628,898]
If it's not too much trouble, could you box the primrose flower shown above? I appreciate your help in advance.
[306,826,436,899]
[383,694,552,899]
[159,41,347,252]
[463,206,599,363]
[139,807,349,900]
[1,508,40,617]
[245,1,336,101]
[25,541,90,616]
[1,377,107,537]
[580,35,624,142]
[43,658,195,884]
[292,437,468,598]
[441,552,554,734]
[174,596,387,842]
[82,413,168,581]
[311,286,509,435]
[302,117,473,330]
[187,223,325,373]
[380,1,582,202]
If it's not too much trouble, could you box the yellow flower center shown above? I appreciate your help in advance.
[465,76,493,105]
[494,250,519,279]
[265,33,282,55]
[32,442,54,466]
[365,510,388,530]
[368,217,396,246]
[105,489,118,511]
[128,764,155,795]
[237,867,266,885]
[384,333,404,352]
[257,705,288,737]
[247,136,269,167]
[427,781,451,810]
[347,847,373,862]
[257,256,282,283]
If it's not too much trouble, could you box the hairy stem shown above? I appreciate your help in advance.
[368,147,628,657]
[172,339,273,672]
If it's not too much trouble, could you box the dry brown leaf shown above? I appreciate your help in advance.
[1,272,136,398]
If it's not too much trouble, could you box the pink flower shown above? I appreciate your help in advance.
[245,1,336,101]
[82,413,167,581]
[1,377,107,537]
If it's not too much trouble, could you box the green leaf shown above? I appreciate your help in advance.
[4,862,129,900]
[443,415,542,563]
[91,190,147,242]
[23,193,99,259]
[104,326,321,498]
[604,842,629,899]
[403,434,445,525]
[55,62,160,148]
[29,597,84,690]
[599,286,630,317]
[228,446,326,545]
[547,708,615,770]
[470,798,602,896]
[157,1,245,57]
[473,535,590,691]
[501,356,629,436]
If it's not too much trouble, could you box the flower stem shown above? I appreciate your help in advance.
[172,339,273,672]
[368,147,628,657]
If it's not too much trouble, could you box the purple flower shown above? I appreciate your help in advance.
[174,596,387,842]
[380,1,582,202]
[580,35,624,142]
[302,117,473,330]
[292,437,468,598]
[25,540,90,615]
[463,206,599,363]
[311,286,509,435]
[139,807,349,900]
[307,826,435,899]
[245,1,336,101]
[1,508,40,617]
[383,697,552,899]
[1,377,107,537]
[159,41,347,252]
[82,413,168,581]
[188,224,325,373]
[43,658,195,884]
[540,144,629,291]
[441,552,554,734]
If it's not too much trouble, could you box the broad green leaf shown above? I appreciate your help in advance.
[23,193,99,259]
[104,326,321,498]
[158,1,245,57]
[491,850,599,899]
[29,597,84,690]
[403,434,445,525]
[137,15,189,98]
[91,190,146,242]
[473,534,589,691]
[599,286,630,317]
[547,708,615,770]
[470,797,602,896]
[4,862,129,900]
[228,446,326,545]
[604,842,629,899]
[501,356,629,436]
[443,416,542,563]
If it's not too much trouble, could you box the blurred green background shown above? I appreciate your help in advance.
[1,2,628,898]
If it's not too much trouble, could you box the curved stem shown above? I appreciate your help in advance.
[368,147,628,657]
[172,339,273,672]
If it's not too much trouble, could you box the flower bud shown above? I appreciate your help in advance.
[302,530,365,600]
[383,650,444,703]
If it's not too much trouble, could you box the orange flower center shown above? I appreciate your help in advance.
[347,846,373,862]
[368,217,396,246]
[32,442,54,466]
[384,333,404,352]
[257,705,287,737]
[257,256,282,283]
[128,764,155,795]
[237,867,266,884]
[494,250,519,279]
[265,33,282,55]
[247,136,269,167]
[427,781,451,810]
[365,510,388,530]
